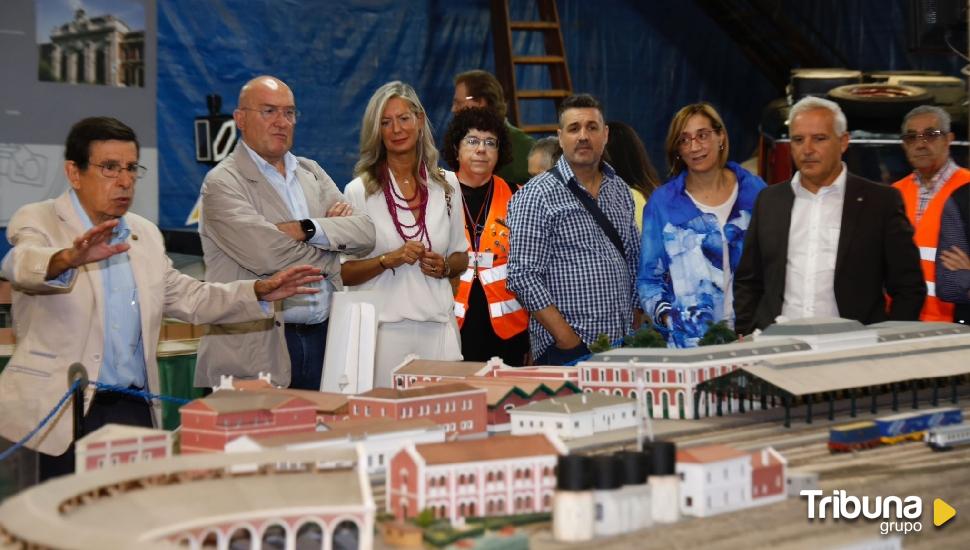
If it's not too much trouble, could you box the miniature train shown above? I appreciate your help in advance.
[828,407,963,452]
[926,423,970,451]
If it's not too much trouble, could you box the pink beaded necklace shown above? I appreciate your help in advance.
[381,163,432,248]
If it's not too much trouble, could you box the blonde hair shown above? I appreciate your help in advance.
[664,102,730,177]
[354,81,448,195]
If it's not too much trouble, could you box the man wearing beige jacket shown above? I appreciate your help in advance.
[198,76,376,390]
[0,117,321,479]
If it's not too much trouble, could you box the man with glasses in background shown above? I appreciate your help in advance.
[0,116,322,478]
[892,105,970,321]
[197,75,375,391]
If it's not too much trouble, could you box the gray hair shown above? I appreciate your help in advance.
[353,81,447,196]
[529,136,562,161]
[788,96,847,135]
[901,105,951,133]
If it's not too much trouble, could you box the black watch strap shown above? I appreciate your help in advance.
[299,218,316,241]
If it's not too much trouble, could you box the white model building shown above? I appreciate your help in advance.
[508,393,638,440]
[225,417,447,475]
[676,444,787,517]
[578,318,970,420]
[75,424,174,473]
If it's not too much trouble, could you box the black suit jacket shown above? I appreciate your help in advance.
[734,172,925,335]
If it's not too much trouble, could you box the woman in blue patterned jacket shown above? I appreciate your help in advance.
[638,103,766,347]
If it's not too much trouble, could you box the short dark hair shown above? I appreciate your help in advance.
[442,107,512,171]
[65,117,139,170]
[557,94,604,127]
[454,70,507,119]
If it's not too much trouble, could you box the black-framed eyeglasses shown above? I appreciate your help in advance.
[901,129,945,145]
[462,136,499,150]
[238,106,300,123]
[89,162,147,179]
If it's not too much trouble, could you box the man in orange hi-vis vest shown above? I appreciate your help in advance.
[893,105,970,322]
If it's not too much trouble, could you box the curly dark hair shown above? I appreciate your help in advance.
[442,107,512,172]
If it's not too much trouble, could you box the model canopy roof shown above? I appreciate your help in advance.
[587,338,811,364]
[759,317,865,336]
[700,334,970,397]
[357,382,482,400]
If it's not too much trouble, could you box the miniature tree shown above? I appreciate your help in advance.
[622,325,667,348]
[699,321,738,346]
[588,333,613,353]
[413,507,436,528]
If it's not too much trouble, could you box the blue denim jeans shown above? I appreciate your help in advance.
[284,319,329,390]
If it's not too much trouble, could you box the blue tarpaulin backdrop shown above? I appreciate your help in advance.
[154,0,965,227]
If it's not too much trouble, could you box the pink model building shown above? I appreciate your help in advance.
[179,391,317,453]
[750,447,787,505]
[387,433,567,524]
[75,424,174,473]
[348,383,488,439]
[392,356,579,390]
[418,378,580,432]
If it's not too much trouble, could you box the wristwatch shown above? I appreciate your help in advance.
[299,219,316,241]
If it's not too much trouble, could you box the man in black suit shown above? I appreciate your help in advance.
[734,96,925,335]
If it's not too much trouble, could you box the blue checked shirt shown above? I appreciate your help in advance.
[507,156,640,358]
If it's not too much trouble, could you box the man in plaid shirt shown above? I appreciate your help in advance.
[507,94,639,365]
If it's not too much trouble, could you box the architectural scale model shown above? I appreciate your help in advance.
[347,383,488,439]
[391,355,578,389]
[578,318,970,421]
[0,447,374,549]
[225,417,447,475]
[509,392,638,440]
[677,444,787,517]
[417,377,580,432]
[179,391,317,453]
[74,423,174,473]
[215,374,351,427]
[387,433,567,524]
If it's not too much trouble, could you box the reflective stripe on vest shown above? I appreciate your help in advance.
[455,302,467,318]
[489,298,523,318]
[893,170,970,321]
[459,268,474,283]
[478,264,508,285]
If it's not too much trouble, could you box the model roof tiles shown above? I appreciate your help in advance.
[393,359,491,377]
[418,378,576,405]
[356,382,483,400]
[414,434,560,465]
[249,418,440,447]
[185,390,316,414]
[512,392,634,414]
[677,444,750,464]
[587,337,811,364]
[76,424,169,445]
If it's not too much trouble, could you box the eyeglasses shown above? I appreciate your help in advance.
[901,129,945,145]
[89,162,147,179]
[239,106,300,123]
[676,128,717,150]
[462,136,499,150]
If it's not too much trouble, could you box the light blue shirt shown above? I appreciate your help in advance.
[68,190,147,388]
[240,140,334,324]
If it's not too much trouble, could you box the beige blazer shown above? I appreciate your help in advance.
[0,193,270,455]
[197,143,375,387]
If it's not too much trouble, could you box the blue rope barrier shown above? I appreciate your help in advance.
[89,381,192,405]
[0,380,80,463]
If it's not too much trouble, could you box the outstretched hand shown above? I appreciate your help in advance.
[253,264,324,302]
[47,220,130,279]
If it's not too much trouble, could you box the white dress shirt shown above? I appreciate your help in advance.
[781,163,847,321]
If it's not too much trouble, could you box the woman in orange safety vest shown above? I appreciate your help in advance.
[442,107,529,365]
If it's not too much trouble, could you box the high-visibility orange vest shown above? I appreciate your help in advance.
[454,176,528,339]
[893,167,970,321]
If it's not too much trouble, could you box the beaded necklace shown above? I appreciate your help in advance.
[381,163,432,248]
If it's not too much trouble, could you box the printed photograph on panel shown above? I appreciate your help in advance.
[36,0,145,87]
